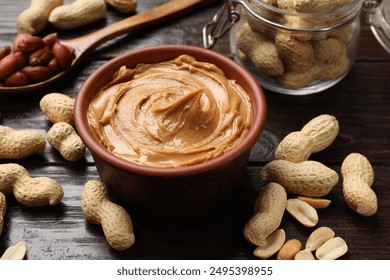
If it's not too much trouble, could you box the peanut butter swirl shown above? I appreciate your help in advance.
[87,55,252,167]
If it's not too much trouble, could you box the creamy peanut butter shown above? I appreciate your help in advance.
[87,55,252,167]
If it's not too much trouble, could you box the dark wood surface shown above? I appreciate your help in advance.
[0,0,389,260]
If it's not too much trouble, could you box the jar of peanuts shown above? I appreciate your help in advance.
[204,0,363,95]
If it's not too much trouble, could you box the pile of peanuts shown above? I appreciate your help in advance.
[0,0,139,87]
[17,0,137,35]
[243,114,378,260]
[0,93,135,259]
[0,33,75,86]
[235,0,355,89]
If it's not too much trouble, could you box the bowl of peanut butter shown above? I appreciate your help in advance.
[74,45,266,215]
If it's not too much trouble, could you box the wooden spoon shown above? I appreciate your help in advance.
[0,0,214,94]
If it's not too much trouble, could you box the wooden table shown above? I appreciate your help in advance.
[0,0,389,260]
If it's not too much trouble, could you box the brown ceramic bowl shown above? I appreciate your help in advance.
[74,45,266,215]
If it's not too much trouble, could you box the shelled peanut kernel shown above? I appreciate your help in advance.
[0,33,75,86]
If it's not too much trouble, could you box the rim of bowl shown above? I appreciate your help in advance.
[74,44,267,177]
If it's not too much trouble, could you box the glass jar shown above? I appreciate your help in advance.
[365,0,390,54]
[204,0,363,95]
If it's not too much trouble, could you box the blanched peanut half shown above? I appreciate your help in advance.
[316,237,348,260]
[254,229,286,259]
[306,226,335,251]
[294,249,315,260]
[297,196,331,209]
[276,238,302,260]
[286,198,318,227]
[0,241,26,260]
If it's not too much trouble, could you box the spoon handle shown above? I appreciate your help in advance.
[63,0,214,58]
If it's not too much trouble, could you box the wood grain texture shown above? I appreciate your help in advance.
[0,0,389,260]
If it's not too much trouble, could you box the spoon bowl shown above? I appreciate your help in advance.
[0,0,214,94]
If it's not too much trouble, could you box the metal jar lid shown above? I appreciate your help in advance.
[364,0,390,53]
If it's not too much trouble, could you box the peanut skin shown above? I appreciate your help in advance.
[0,46,11,60]
[276,238,302,260]
[4,71,29,86]
[0,163,64,207]
[0,54,19,81]
[14,34,45,53]
[244,183,287,246]
[21,66,51,83]
[81,180,135,250]
[51,42,74,70]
